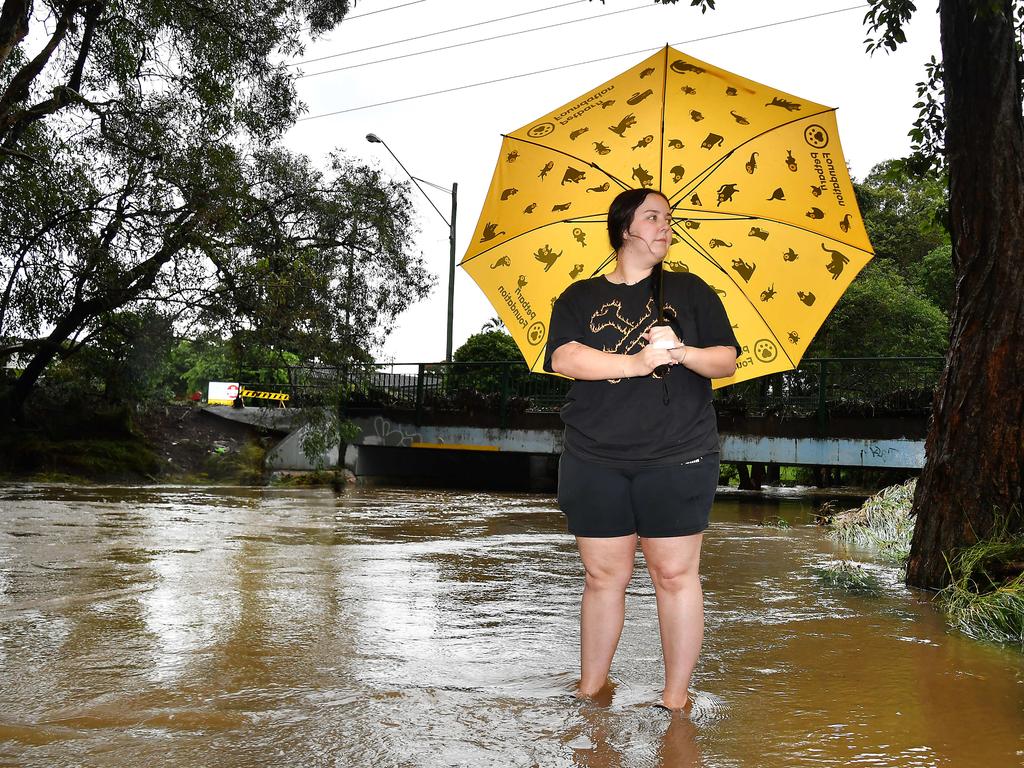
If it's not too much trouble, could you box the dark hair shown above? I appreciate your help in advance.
[607,188,670,251]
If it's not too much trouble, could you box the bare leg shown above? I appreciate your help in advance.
[575,534,637,697]
[640,534,704,709]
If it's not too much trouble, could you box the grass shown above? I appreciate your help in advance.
[202,442,267,484]
[829,479,916,563]
[0,433,162,482]
[938,517,1024,648]
[812,560,884,594]
[269,469,351,488]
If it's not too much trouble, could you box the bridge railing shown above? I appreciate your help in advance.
[251,356,944,428]
[715,357,944,425]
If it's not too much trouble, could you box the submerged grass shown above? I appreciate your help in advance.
[824,482,1024,648]
[829,479,916,564]
[812,560,884,594]
[939,517,1024,648]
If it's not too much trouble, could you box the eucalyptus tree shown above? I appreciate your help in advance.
[0,1,432,420]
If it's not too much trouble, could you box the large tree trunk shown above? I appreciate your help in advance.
[906,0,1024,589]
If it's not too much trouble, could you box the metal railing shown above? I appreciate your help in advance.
[237,357,944,428]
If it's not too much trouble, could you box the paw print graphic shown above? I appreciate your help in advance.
[754,339,778,363]
[527,321,546,346]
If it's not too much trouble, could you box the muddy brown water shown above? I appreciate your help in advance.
[0,483,1021,767]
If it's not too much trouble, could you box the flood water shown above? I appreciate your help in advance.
[0,483,1021,767]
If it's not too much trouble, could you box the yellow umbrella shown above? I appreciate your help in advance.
[460,45,873,386]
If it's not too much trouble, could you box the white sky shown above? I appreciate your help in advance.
[282,0,941,365]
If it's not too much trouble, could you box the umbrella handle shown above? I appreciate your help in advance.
[651,320,674,378]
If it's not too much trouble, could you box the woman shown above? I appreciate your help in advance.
[544,188,740,710]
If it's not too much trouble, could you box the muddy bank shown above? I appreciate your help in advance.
[0,404,270,484]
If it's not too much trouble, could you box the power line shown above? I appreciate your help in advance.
[288,0,589,67]
[297,1,427,35]
[297,2,653,80]
[296,4,869,122]
[345,1,428,21]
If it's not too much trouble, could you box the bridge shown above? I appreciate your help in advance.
[214,357,943,489]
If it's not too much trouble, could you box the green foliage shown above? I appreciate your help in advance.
[857,160,950,275]
[718,462,739,486]
[0,2,433,419]
[808,260,949,357]
[914,244,954,316]
[63,307,179,405]
[800,160,951,356]
[454,331,523,363]
[862,0,917,53]
[0,433,161,480]
[171,338,237,398]
[195,151,432,364]
[450,331,530,396]
[292,405,361,470]
[203,442,268,484]
[908,56,946,172]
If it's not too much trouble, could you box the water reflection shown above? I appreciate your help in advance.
[0,484,1022,767]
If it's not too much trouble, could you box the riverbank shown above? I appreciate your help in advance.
[0,403,270,484]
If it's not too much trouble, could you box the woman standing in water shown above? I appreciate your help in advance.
[544,188,739,710]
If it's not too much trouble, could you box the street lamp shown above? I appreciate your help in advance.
[366,133,458,363]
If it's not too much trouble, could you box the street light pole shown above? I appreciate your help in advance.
[366,133,457,362]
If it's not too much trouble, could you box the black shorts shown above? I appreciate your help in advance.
[556,450,719,538]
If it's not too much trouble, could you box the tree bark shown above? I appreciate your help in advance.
[0,0,31,68]
[906,0,1024,589]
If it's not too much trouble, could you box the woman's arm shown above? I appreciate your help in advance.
[550,340,675,381]
[670,344,738,379]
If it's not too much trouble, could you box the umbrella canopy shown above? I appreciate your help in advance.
[460,46,873,386]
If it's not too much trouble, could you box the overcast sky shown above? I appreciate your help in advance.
[282,0,941,365]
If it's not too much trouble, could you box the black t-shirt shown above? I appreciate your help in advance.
[544,270,740,466]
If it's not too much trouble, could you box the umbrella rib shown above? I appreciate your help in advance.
[668,152,732,206]
[671,222,795,368]
[504,134,633,191]
[658,45,669,192]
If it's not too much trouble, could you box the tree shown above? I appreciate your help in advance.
[190,149,432,367]
[0,1,432,421]
[854,160,949,282]
[451,330,529,396]
[481,316,507,332]
[903,1,1024,588]
[808,161,951,357]
[644,0,1024,589]
[807,261,948,358]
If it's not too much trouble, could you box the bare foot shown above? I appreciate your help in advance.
[575,679,616,707]
[655,694,692,713]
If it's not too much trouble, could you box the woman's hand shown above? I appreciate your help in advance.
[643,325,682,351]
[631,342,676,376]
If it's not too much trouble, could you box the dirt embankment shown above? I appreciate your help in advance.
[0,404,272,484]
[136,405,271,481]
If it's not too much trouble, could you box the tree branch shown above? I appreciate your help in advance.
[0,0,31,69]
